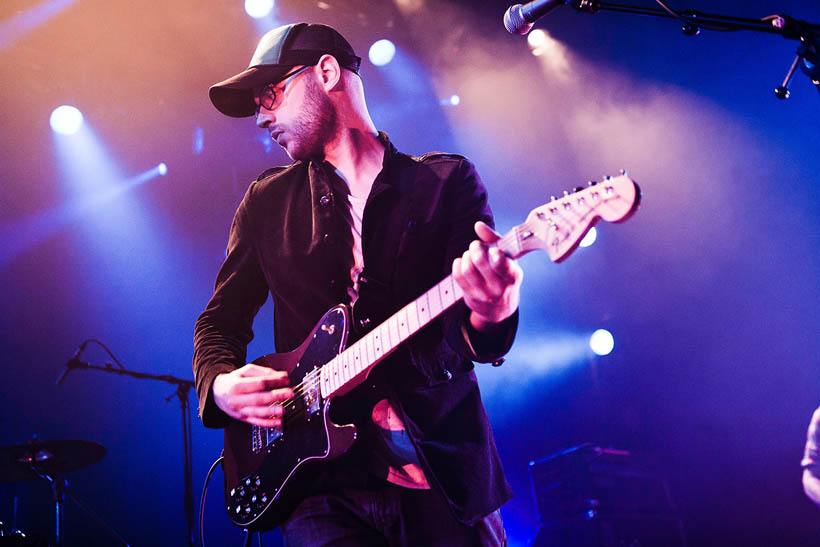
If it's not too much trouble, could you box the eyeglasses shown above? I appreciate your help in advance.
[255,65,313,114]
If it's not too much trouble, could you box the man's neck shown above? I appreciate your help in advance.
[323,127,384,199]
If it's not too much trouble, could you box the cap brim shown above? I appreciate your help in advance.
[209,65,294,118]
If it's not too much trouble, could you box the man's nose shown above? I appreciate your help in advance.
[256,110,274,129]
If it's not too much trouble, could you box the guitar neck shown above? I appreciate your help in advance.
[319,174,640,398]
[319,274,464,398]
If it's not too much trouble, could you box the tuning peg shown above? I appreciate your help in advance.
[619,168,628,176]
[549,195,556,201]
[563,190,570,197]
[603,175,612,181]
[573,186,584,193]
[588,180,597,186]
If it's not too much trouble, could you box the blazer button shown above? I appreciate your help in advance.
[323,233,335,245]
[320,194,332,206]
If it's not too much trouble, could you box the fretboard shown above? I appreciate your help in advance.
[319,274,464,398]
[318,228,524,399]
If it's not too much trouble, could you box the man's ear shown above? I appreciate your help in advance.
[316,54,342,91]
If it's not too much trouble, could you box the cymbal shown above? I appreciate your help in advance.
[0,439,106,482]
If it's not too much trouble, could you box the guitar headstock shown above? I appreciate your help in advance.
[504,173,640,263]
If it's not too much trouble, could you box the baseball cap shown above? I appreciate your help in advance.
[209,23,362,118]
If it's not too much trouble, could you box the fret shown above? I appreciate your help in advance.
[373,327,384,359]
[381,323,391,352]
[365,329,374,365]
[321,363,330,398]
[442,275,464,309]
[331,357,339,392]
[417,292,431,325]
[439,277,453,307]
[429,283,442,316]
[355,342,363,375]
[388,314,400,349]
[397,307,409,341]
[407,301,419,333]
[342,350,350,383]
[360,341,368,373]
[350,343,360,377]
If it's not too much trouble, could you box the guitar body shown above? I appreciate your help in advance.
[222,305,357,530]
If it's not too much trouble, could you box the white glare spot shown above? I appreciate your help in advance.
[157,163,168,176]
[589,329,614,356]
[579,227,597,248]
[449,94,460,106]
[50,105,83,135]
[369,39,396,66]
[527,29,548,48]
[245,0,273,18]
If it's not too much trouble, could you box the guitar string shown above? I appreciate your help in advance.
[260,240,512,427]
[262,219,567,426]
[262,232,519,426]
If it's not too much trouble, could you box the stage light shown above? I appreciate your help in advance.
[49,105,83,135]
[369,39,396,66]
[439,94,461,107]
[589,329,614,356]
[394,0,425,13]
[527,29,548,49]
[157,163,168,176]
[579,227,597,248]
[244,0,273,18]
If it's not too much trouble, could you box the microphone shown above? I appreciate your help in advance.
[56,341,89,386]
[503,0,569,35]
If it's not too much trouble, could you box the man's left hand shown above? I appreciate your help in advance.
[453,221,524,332]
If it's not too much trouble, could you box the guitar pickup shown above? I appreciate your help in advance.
[303,368,321,417]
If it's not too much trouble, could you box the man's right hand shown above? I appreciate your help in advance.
[212,364,293,428]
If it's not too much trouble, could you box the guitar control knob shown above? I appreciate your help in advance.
[252,495,257,503]
[254,476,261,487]
[261,494,268,503]
[245,478,251,486]
[245,506,252,514]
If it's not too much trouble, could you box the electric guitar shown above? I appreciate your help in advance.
[221,173,641,530]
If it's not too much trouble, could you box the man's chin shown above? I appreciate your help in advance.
[283,142,320,163]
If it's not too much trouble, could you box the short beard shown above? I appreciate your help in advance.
[286,74,338,161]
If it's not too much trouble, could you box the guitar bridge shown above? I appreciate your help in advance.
[303,368,321,417]
[252,424,283,454]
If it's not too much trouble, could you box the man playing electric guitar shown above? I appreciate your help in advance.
[194,22,523,546]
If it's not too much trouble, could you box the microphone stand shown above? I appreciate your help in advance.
[567,0,820,99]
[64,359,196,547]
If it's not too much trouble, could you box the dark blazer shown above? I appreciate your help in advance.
[193,134,517,524]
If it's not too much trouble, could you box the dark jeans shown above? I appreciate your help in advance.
[281,482,506,547]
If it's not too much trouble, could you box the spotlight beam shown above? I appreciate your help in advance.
[1,165,167,266]
[0,0,78,52]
